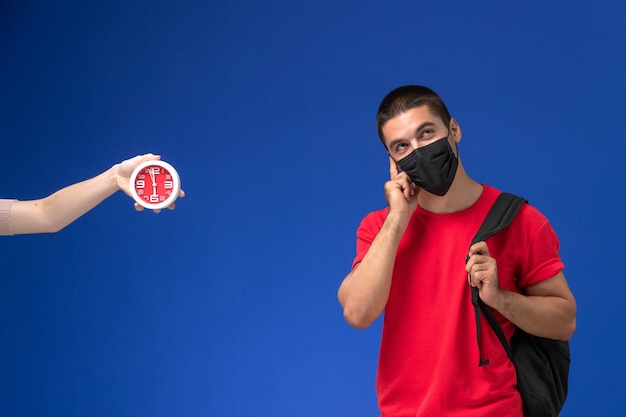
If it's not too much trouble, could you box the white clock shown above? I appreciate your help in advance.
[129,160,181,210]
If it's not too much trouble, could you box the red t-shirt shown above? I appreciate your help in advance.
[352,185,564,417]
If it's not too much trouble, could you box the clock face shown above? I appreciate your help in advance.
[129,160,181,210]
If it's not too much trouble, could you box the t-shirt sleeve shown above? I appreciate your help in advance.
[0,199,16,236]
[351,210,386,269]
[516,206,565,288]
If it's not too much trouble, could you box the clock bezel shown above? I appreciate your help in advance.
[129,160,181,210]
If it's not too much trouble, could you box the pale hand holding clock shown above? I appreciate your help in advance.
[117,153,185,213]
[3,153,185,235]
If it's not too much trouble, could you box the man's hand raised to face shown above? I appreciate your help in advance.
[385,156,420,223]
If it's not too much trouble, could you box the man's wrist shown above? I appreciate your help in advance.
[384,210,411,235]
[492,288,514,316]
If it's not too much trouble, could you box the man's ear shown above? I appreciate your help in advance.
[449,117,462,143]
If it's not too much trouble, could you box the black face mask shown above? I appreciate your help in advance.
[395,136,458,196]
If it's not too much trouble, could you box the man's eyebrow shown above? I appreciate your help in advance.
[387,122,436,149]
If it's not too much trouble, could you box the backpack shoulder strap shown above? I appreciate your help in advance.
[467,192,527,366]
[471,192,527,247]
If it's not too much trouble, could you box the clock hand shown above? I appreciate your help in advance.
[148,168,158,196]
[149,168,156,184]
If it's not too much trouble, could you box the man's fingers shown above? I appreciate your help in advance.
[389,174,413,201]
[465,251,492,274]
[469,241,490,257]
[403,178,415,200]
[389,156,399,179]
[389,157,419,200]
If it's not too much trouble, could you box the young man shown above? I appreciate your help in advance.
[0,153,185,235]
[338,85,576,416]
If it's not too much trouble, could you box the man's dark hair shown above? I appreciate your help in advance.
[376,85,451,144]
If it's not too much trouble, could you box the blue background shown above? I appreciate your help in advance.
[1,1,624,416]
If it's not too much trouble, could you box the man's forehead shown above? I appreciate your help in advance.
[385,106,443,131]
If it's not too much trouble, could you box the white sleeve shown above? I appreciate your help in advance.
[0,199,16,236]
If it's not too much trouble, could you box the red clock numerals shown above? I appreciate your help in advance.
[133,165,176,204]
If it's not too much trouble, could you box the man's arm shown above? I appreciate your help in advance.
[338,157,419,328]
[4,154,185,235]
[494,273,576,340]
[467,242,576,340]
[338,211,407,328]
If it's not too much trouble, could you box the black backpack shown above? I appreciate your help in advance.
[467,192,570,417]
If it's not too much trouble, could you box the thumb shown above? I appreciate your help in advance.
[469,241,490,257]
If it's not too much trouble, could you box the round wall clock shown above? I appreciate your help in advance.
[129,160,181,210]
